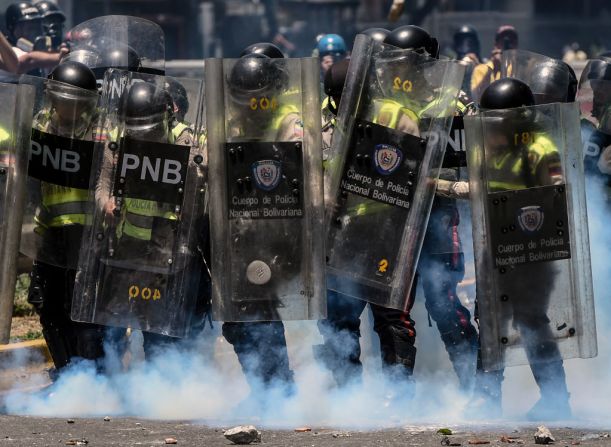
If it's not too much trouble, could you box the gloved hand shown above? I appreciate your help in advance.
[598,145,611,175]
[436,179,470,199]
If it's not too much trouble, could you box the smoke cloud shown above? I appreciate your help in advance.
[3,177,610,430]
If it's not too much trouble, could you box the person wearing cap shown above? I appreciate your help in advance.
[471,26,519,99]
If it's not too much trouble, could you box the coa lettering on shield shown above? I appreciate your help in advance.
[252,159,282,191]
[374,144,403,176]
[517,205,544,233]
[128,285,162,301]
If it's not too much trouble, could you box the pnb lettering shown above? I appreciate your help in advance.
[120,153,182,184]
[30,140,80,173]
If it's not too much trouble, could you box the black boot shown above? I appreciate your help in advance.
[526,360,571,421]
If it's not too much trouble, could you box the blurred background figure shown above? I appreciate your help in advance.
[35,0,66,51]
[316,33,346,79]
[453,24,481,64]
[488,25,519,79]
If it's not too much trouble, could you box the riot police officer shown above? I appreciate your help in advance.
[470,78,571,420]
[317,48,419,392]
[218,50,299,398]
[26,61,105,373]
[318,25,449,395]
[387,25,481,393]
[96,80,198,357]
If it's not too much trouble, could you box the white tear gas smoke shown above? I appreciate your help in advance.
[4,182,611,428]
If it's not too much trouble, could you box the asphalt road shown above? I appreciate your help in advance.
[0,416,610,447]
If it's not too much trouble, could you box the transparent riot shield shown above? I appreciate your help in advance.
[64,15,165,85]
[464,102,596,371]
[0,83,35,343]
[501,50,571,104]
[18,76,100,269]
[324,34,465,311]
[71,70,206,337]
[206,56,325,322]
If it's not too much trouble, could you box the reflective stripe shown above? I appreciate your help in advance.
[36,185,90,227]
[0,127,9,142]
[122,218,152,240]
[34,111,97,229]
[125,211,154,228]
[119,198,177,241]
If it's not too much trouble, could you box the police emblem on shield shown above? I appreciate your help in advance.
[374,144,403,176]
[517,205,544,233]
[252,159,282,191]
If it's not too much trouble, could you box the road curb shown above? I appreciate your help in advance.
[0,339,51,364]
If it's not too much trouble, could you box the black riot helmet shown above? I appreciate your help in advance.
[35,1,65,21]
[228,54,288,107]
[587,58,611,82]
[99,45,141,72]
[323,58,349,115]
[5,2,43,44]
[480,78,535,110]
[563,62,577,103]
[48,60,97,91]
[529,59,573,104]
[384,25,439,59]
[36,1,65,48]
[46,61,99,119]
[121,81,174,141]
[360,27,390,43]
[453,25,480,60]
[241,42,284,59]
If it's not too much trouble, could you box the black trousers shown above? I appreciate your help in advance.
[317,287,417,387]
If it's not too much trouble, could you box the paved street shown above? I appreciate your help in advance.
[1,415,611,446]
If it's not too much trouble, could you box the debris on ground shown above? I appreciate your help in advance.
[65,439,88,446]
[331,431,352,438]
[441,435,462,446]
[294,427,311,433]
[223,425,261,444]
[500,435,523,443]
[534,426,555,445]
[468,440,490,445]
[103,416,111,422]
[438,428,453,435]
[165,438,178,444]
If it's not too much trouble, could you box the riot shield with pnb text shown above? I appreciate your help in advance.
[71,69,206,337]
